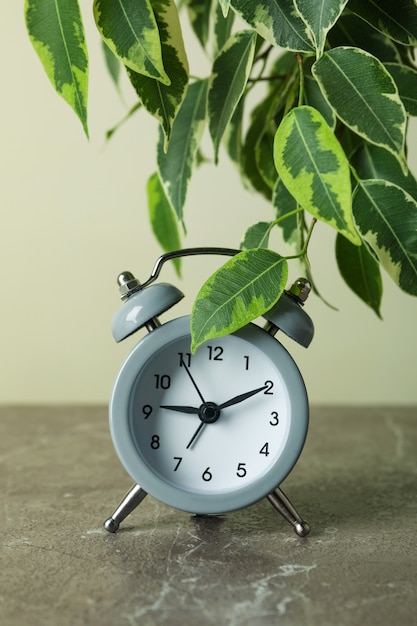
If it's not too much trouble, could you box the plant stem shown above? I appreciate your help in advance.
[296,53,305,107]
[286,217,317,260]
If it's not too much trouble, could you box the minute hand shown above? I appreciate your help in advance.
[218,385,268,410]
[160,405,199,414]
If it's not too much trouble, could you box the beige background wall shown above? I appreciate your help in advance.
[1,4,416,405]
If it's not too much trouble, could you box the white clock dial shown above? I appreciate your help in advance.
[110,316,308,515]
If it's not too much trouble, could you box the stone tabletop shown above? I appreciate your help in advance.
[1,406,416,626]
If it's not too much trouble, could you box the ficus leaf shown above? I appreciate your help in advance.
[208,30,257,163]
[336,233,383,317]
[349,0,417,46]
[313,47,407,167]
[273,105,360,245]
[293,0,349,57]
[190,249,288,352]
[184,0,213,49]
[147,173,182,276]
[351,143,417,201]
[230,0,315,52]
[272,178,300,245]
[352,180,417,296]
[240,222,272,249]
[24,0,89,137]
[384,63,417,116]
[327,12,403,63]
[127,0,189,145]
[93,0,170,84]
[157,79,209,223]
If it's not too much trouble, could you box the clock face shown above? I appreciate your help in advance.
[110,316,308,515]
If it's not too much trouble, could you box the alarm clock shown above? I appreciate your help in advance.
[104,248,314,537]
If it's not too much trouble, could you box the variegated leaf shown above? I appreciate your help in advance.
[293,0,349,57]
[127,0,189,145]
[93,0,170,84]
[230,0,314,52]
[157,79,209,223]
[191,249,288,351]
[313,47,407,167]
[184,0,213,48]
[147,172,182,276]
[353,180,417,296]
[384,63,417,116]
[304,76,336,129]
[240,222,272,249]
[208,30,257,163]
[351,143,417,201]
[218,0,232,17]
[274,106,360,245]
[336,234,383,317]
[102,41,121,91]
[349,0,417,46]
[327,13,402,63]
[213,1,235,56]
[24,0,89,136]
[272,178,299,244]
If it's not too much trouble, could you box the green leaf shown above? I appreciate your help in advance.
[24,0,89,136]
[93,0,170,84]
[157,79,209,223]
[274,105,360,244]
[336,234,383,317]
[190,249,288,351]
[349,0,417,46]
[293,0,349,57]
[213,1,235,57]
[313,47,407,167]
[384,62,417,116]
[184,0,213,49]
[230,0,315,52]
[352,180,417,296]
[127,0,189,145]
[351,143,417,201]
[240,222,272,249]
[147,173,182,276]
[304,76,336,129]
[208,31,257,163]
[327,13,402,63]
[224,96,244,165]
[272,178,299,244]
[102,41,121,91]
[218,0,232,17]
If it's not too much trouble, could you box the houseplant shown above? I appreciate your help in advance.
[24,0,417,351]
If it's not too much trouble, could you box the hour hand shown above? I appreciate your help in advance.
[160,404,199,414]
[218,385,268,409]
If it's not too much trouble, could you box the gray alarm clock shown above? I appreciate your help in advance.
[104,248,314,537]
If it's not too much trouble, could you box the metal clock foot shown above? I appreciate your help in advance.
[267,486,310,537]
[104,484,148,533]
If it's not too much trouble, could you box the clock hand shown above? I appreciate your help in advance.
[160,404,199,414]
[218,385,268,409]
[179,356,206,404]
[186,421,205,449]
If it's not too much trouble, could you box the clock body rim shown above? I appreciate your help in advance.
[109,315,309,515]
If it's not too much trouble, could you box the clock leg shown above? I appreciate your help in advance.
[267,486,310,537]
[104,484,148,533]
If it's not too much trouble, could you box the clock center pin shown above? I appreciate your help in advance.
[199,402,221,424]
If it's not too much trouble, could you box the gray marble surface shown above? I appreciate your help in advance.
[1,406,416,626]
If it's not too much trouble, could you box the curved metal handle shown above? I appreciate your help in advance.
[140,247,240,290]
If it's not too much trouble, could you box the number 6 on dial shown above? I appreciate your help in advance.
[104,248,314,538]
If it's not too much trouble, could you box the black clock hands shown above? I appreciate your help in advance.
[160,404,199,414]
[218,385,268,409]
[179,355,206,404]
